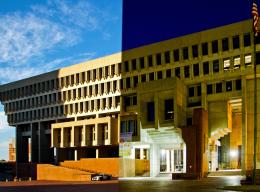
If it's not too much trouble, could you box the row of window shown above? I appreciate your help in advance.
[0,63,121,101]
[120,119,138,136]
[122,33,253,73]
[147,99,174,122]
[7,96,120,124]
[207,79,242,94]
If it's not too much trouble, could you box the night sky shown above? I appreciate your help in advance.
[122,0,252,50]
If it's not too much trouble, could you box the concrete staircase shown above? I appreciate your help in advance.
[208,169,242,177]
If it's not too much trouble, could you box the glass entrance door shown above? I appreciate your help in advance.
[160,149,183,173]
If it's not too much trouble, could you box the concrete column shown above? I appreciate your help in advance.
[95,123,98,146]
[61,127,64,148]
[74,149,78,161]
[112,96,116,108]
[31,123,38,162]
[16,125,29,163]
[96,149,99,158]
[154,93,159,129]
[38,122,51,163]
[71,126,74,147]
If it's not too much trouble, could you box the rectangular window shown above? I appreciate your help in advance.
[126,77,131,88]
[156,53,161,65]
[207,84,213,94]
[157,71,163,79]
[141,74,146,82]
[202,42,208,55]
[216,82,222,93]
[140,57,145,69]
[189,87,194,97]
[222,38,229,51]
[236,79,242,90]
[197,85,201,96]
[133,76,138,87]
[175,67,180,78]
[164,51,170,63]
[245,54,252,66]
[223,58,230,70]
[232,36,240,49]
[149,72,154,81]
[234,56,241,69]
[125,61,129,72]
[173,49,179,62]
[183,47,189,60]
[166,69,171,78]
[203,61,209,75]
[147,102,155,122]
[148,55,153,67]
[192,45,198,58]
[244,33,251,47]
[212,40,218,53]
[165,99,174,120]
[213,60,219,73]
[256,52,260,65]
[132,59,137,70]
[226,81,232,91]
[193,63,199,76]
[184,66,190,78]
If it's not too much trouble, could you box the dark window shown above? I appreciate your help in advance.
[256,52,260,65]
[216,83,222,93]
[132,59,137,70]
[222,38,229,51]
[157,71,163,79]
[164,51,170,63]
[133,76,138,87]
[203,62,209,75]
[189,87,194,97]
[226,81,232,91]
[183,47,189,60]
[133,96,137,105]
[232,36,240,49]
[213,60,219,73]
[192,45,198,58]
[126,77,131,88]
[148,55,153,67]
[165,99,174,120]
[156,53,161,65]
[197,85,201,96]
[147,102,155,122]
[236,79,242,90]
[207,84,213,94]
[141,74,146,82]
[175,67,180,78]
[166,69,171,78]
[173,49,179,62]
[255,35,260,44]
[202,42,208,55]
[125,61,129,72]
[187,118,192,126]
[125,97,130,107]
[184,66,190,78]
[244,33,251,47]
[212,40,218,53]
[193,63,199,76]
[140,57,145,69]
[149,72,154,81]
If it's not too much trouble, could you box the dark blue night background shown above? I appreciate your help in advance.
[122,0,252,51]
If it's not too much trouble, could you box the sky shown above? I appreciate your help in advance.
[0,0,254,160]
[0,0,122,160]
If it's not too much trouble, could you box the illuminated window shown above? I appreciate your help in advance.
[245,54,252,67]
[223,58,230,70]
[234,56,241,69]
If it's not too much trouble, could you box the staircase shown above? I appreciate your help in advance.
[208,169,242,177]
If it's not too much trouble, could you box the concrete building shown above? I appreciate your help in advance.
[0,19,260,179]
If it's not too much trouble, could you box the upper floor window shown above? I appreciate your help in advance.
[164,51,170,63]
[140,57,145,69]
[192,45,198,58]
[173,49,179,62]
[244,33,251,47]
[156,53,161,65]
[193,63,199,76]
[132,59,137,70]
[213,60,219,73]
[148,55,153,67]
[165,99,174,120]
[203,61,209,75]
[212,40,218,53]
[183,47,189,60]
[222,38,229,51]
[232,36,240,49]
[184,66,190,78]
[202,42,208,56]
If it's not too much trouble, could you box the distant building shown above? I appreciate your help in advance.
[8,139,15,162]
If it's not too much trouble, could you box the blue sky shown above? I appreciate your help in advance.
[0,0,122,160]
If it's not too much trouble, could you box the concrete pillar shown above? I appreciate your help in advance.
[74,149,78,161]
[16,125,29,163]
[31,123,38,162]
[96,149,99,158]
[38,122,52,163]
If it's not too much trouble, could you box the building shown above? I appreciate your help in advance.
[0,19,260,179]
[8,139,16,162]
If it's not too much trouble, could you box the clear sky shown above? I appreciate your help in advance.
[0,0,122,160]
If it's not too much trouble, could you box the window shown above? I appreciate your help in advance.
[222,38,229,51]
[245,54,252,66]
[216,83,222,93]
[232,36,240,49]
[140,57,145,69]
[164,51,170,63]
[125,97,130,107]
[149,72,154,81]
[126,77,131,88]
[133,76,138,87]
[147,102,155,122]
[189,87,194,97]
[156,53,161,65]
[202,42,208,55]
[236,79,242,90]
[184,66,190,78]
[244,33,251,47]
[213,60,219,73]
[192,45,198,58]
[256,52,260,65]
[132,59,137,70]
[165,99,174,120]
[207,84,213,94]
[226,81,232,91]
[175,67,180,78]
[223,58,230,70]
[174,49,179,61]
[212,40,218,53]
[183,47,189,60]
[166,69,171,78]
[141,74,146,82]
[234,56,241,69]
[193,63,199,76]
[157,71,163,79]
[197,85,201,96]
[125,61,129,72]
[148,55,153,67]
[203,62,209,75]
